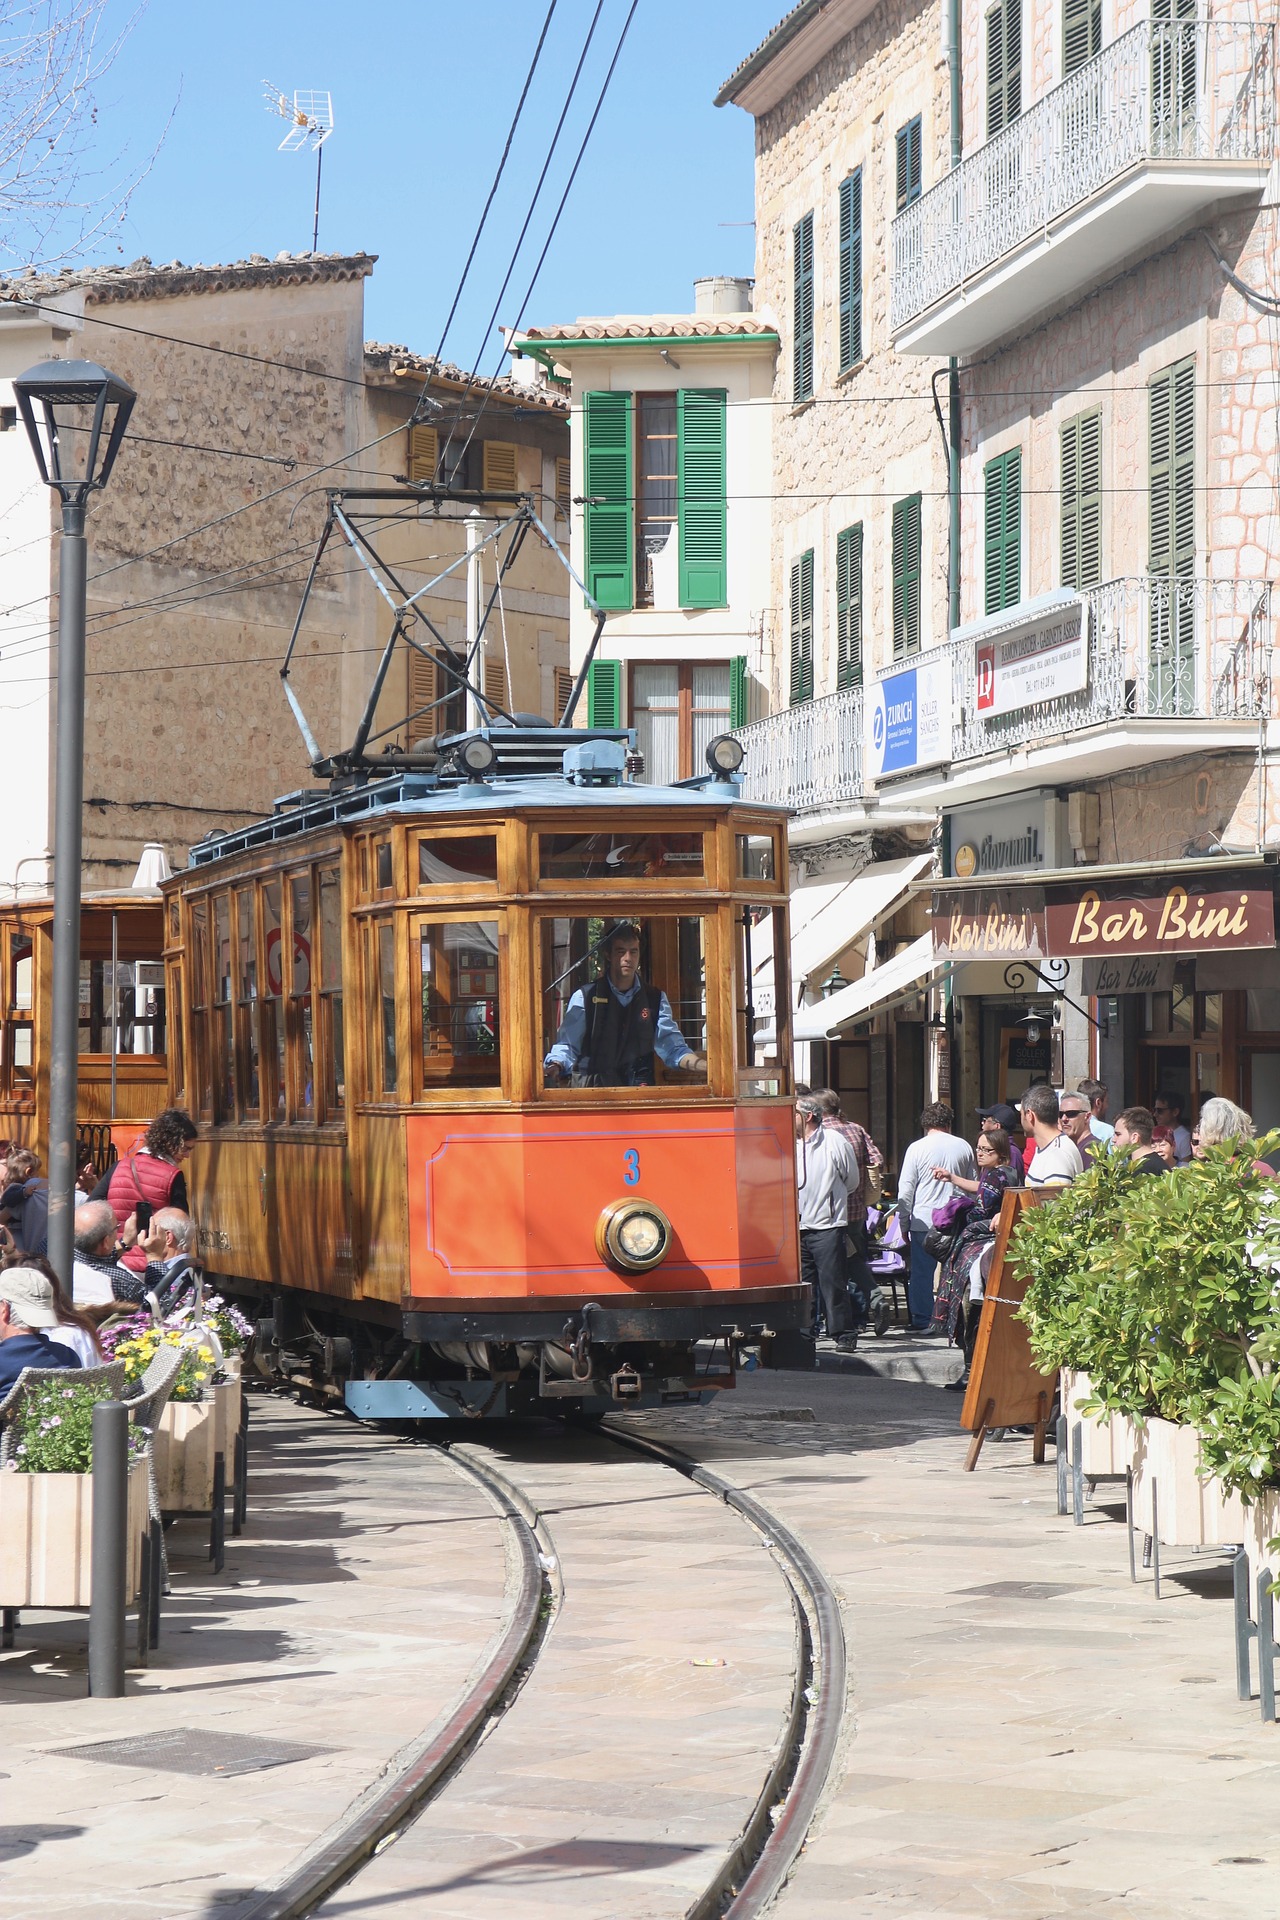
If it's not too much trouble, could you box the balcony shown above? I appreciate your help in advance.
[892,18,1274,356]
[733,578,1272,817]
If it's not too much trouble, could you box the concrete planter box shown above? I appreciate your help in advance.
[1062,1370,1137,1477]
[153,1398,221,1512]
[1129,1418,1250,1548]
[0,1463,147,1608]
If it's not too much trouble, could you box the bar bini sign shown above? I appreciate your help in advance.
[867,656,952,778]
[976,600,1087,716]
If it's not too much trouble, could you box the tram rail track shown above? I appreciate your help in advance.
[229,1417,846,1920]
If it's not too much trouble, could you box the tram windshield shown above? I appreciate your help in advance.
[541,915,708,1090]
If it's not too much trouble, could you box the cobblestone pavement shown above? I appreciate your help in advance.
[630,1373,1280,1920]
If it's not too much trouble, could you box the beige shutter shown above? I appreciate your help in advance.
[407,425,438,483]
[407,650,437,745]
[482,440,519,493]
[555,455,571,519]
[483,655,508,714]
[554,665,575,722]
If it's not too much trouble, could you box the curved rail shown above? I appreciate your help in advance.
[604,1423,847,1920]
[228,1446,549,1920]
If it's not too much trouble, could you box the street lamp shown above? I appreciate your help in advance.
[13,360,136,1282]
[822,965,848,999]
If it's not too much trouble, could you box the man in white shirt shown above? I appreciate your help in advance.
[896,1102,977,1330]
[1022,1084,1085,1187]
[795,1096,861,1351]
[1077,1077,1114,1144]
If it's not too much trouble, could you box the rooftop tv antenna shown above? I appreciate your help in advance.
[263,84,335,253]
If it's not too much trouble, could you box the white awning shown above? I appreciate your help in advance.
[794,932,946,1039]
[767,852,934,997]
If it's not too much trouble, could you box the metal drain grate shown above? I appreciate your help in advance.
[957,1581,1082,1600]
[50,1727,336,1777]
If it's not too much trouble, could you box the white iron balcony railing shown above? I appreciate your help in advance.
[732,578,1271,813]
[892,17,1275,336]
[736,683,863,815]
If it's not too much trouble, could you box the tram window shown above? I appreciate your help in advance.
[375,921,398,1097]
[189,898,213,1121]
[734,905,790,1098]
[9,935,31,1012]
[77,957,166,1058]
[374,838,394,894]
[416,834,499,888]
[737,835,777,883]
[289,874,315,1122]
[538,830,704,882]
[168,898,180,944]
[417,919,501,1088]
[168,969,185,1107]
[319,866,344,1114]
[261,880,286,1121]
[539,915,709,1090]
[213,893,234,1121]
[236,886,260,1117]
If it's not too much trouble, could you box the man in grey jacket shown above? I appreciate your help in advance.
[795,1095,861,1351]
[896,1102,977,1331]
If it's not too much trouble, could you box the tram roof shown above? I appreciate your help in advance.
[186,727,779,871]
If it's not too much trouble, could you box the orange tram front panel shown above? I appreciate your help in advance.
[405,1102,800,1304]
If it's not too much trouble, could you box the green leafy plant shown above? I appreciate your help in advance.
[5,1378,147,1475]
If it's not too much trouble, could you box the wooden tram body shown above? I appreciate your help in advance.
[0,891,169,1161]
[164,727,807,1416]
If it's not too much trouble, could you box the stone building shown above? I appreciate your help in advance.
[0,254,571,895]
[721,0,1280,1155]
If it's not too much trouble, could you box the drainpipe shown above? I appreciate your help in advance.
[945,0,962,633]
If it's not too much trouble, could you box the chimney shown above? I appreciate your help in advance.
[693,276,754,316]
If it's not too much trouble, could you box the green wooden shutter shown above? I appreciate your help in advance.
[1149,357,1196,711]
[586,658,621,728]
[892,496,922,658]
[838,170,862,373]
[793,212,814,402]
[1061,409,1102,591]
[987,0,1022,138]
[895,118,922,210]
[983,449,1021,616]
[729,654,748,729]
[836,523,863,688]
[676,388,727,608]
[1063,0,1101,74]
[583,390,633,610]
[789,550,814,705]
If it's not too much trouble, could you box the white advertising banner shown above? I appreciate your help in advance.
[866,653,954,779]
[975,599,1087,717]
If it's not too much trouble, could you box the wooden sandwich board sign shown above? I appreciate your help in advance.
[960,1187,1059,1470]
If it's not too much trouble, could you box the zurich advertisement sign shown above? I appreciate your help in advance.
[865,654,952,780]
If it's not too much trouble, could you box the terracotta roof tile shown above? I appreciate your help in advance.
[0,251,376,307]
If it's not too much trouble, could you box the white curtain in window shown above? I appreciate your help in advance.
[691,663,731,773]
[632,663,680,785]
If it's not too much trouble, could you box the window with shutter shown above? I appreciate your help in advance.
[1061,410,1102,591]
[892,496,922,658]
[587,658,621,728]
[1152,0,1197,143]
[407,424,438,483]
[555,454,572,519]
[836,524,863,688]
[895,118,922,210]
[730,654,748,729]
[789,550,815,705]
[482,440,519,494]
[482,655,508,715]
[1148,356,1196,712]
[554,665,576,723]
[838,170,863,374]
[1063,0,1101,75]
[582,391,633,610]
[983,449,1022,616]
[407,649,437,747]
[677,388,727,608]
[793,213,815,402]
[987,0,1022,137]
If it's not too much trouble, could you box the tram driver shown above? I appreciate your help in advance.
[543,920,706,1087]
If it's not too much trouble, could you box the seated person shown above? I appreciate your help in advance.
[544,920,706,1087]
[112,1208,200,1317]
[72,1201,133,1316]
[0,1267,81,1395]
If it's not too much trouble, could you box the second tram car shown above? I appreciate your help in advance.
[164,725,807,1416]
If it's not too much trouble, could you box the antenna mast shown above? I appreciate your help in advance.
[263,84,335,253]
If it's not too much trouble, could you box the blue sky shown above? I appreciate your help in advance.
[78,0,785,364]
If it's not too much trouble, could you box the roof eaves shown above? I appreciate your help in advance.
[714,0,829,107]
[0,251,377,309]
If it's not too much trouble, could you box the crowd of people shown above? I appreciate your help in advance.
[0,1108,200,1396]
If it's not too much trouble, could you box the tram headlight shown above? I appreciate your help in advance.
[706,733,745,777]
[459,735,498,776]
[595,1197,673,1274]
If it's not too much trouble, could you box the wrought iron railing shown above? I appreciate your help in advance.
[736,683,863,814]
[892,17,1274,332]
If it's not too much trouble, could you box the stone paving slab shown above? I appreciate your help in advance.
[316,1432,797,1919]
[0,1398,512,1920]
[634,1373,1280,1920]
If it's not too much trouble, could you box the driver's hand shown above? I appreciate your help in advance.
[543,1059,565,1084]
[678,1052,707,1074]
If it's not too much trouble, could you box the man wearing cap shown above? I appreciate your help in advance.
[544,921,706,1087]
[977,1103,1026,1181]
[0,1268,81,1395]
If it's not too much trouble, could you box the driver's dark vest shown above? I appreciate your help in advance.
[581,978,664,1086]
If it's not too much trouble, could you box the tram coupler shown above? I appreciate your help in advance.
[609,1363,643,1401]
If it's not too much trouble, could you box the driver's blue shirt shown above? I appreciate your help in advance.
[545,977,692,1075]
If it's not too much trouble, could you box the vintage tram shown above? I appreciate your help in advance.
[162,725,807,1416]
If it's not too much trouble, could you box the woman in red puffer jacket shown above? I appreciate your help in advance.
[90,1108,197,1275]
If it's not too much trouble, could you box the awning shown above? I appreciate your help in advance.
[794,933,947,1039]
[783,852,934,989]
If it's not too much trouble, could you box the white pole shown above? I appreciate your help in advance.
[465,509,482,731]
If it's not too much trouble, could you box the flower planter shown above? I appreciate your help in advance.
[1129,1417,1208,1544]
[1062,1370,1137,1477]
[0,1462,147,1608]
[1244,1487,1280,1601]
[152,1397,222,1512]
[213,1377,241,1459]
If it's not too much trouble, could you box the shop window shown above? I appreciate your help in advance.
[319,866,344,1115]
[1247,987,1280,1031]
[538,915,709,1092]
[417,918,501,1089]
[538,829,704,882]
[417,834,499,888]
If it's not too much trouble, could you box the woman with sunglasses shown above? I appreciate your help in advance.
[929,1129,1015,1387]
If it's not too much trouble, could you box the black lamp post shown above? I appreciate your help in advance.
[13,360,136,1282]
